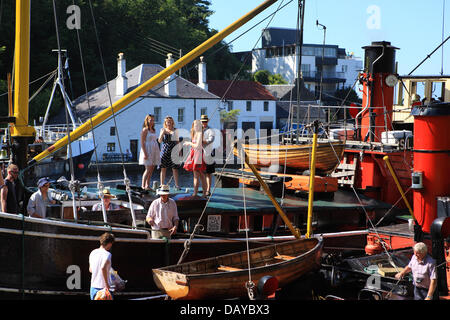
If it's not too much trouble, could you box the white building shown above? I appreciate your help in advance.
[205,79,277,139]
[69,53,225,161]
[250,27,362,97]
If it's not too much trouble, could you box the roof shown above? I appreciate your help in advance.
[276,101,326,120]
[51,64,219,123]
[206,80,276,101]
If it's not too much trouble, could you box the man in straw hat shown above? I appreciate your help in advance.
[146,185,179,239]
[92,189,120,211]
[201,114,215,197]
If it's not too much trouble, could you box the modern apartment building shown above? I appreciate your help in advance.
[250,27,362,99]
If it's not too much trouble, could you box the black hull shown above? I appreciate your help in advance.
[0,213,286,299]
[30,149,94,182]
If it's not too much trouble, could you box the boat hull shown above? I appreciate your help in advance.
[152,237,323,300]
[237,142,345,173]
[0,212,289,299]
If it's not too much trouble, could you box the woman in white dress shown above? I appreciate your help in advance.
[139,114,161,190]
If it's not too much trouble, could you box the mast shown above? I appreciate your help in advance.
[31,0,279,165]
[11,0,36,169]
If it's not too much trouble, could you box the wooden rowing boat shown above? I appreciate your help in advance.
[152,237,323,300]
[235,141,345,173]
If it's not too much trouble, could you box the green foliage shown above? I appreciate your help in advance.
[220,109,240,122]
[269,73,288,84]
[253,70,287,85]
[0,0,243,123]
[253,70,270,84]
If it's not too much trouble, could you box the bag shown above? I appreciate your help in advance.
[110,268,127,292]
[94,288,113,300]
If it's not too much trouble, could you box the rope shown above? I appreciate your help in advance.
[176,141,237,265]
[52,0,78,221]
[239,147,254,300]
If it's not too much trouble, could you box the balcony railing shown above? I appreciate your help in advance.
[302,71,346,80]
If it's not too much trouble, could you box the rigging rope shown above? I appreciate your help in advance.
[52,0,78,221]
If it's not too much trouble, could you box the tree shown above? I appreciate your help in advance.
[0,0,242,123]
[220,109,240,129]
[253,70,271,84]
[253,70,287,85]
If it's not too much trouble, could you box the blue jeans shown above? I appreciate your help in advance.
[90,287,103,300]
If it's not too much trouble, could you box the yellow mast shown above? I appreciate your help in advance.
[306,121,319,238]
[238,146,302,239]
[31,0,278,165]
[12,0,35,138]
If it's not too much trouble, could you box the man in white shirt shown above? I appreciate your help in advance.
[89,232,115,300]
[201,114,215,197]
[146,185,179,239]
[27,177,56,218]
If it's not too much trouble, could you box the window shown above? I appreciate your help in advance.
[107,143,115,152]
[177,108,184,123]
[227,101,233,111]
[263,101,269,112]
[246,101,252,112]
[200,108,207,116]
[154,107,161,123]
[110,126,116,136]
[342,65,348,73]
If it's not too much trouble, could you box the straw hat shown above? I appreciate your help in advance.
[200,114,209,122]
[100,189,116,199]
[157,185,171,195]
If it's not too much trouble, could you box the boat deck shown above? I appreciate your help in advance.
[187,187,392,214]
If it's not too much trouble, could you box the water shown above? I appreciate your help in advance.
[84,165,215,191]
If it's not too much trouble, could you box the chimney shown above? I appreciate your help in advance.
[197,56,208,91]
[164,53,177,96]
[116,53,127,96]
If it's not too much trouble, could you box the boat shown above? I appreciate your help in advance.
[0,0,291,299]
[0,47,95,184]
[152,237,323,300]
[235,140,345,174]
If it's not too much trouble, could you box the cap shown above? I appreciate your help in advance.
[157,185,171,195]
[37,177,53,188]
[200,114,209,122]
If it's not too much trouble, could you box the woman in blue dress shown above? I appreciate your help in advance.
[158,116,181,189]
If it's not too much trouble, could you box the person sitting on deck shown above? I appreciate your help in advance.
[27,177,56,218]
[92,189,121,211]
[146,185,179,239]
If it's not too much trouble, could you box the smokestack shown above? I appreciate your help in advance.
[197,56,208,91]
[164,53,177,96]
[116,53,128,96]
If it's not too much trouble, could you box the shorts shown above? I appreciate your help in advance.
[205,163,215,174]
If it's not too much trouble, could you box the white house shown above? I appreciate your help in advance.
[70,53,225,161]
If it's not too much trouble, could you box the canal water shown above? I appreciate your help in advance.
[84,163,215,191]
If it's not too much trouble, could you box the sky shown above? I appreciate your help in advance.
[208,0,450,76]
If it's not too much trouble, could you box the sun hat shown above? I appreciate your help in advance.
[157,185,171,195]
[200,114,209,122]
[37,177,53,188]
[100,188,116,199]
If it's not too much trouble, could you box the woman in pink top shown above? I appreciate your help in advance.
[183,120,207,197]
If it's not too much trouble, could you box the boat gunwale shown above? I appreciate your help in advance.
[152,236,323,278]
